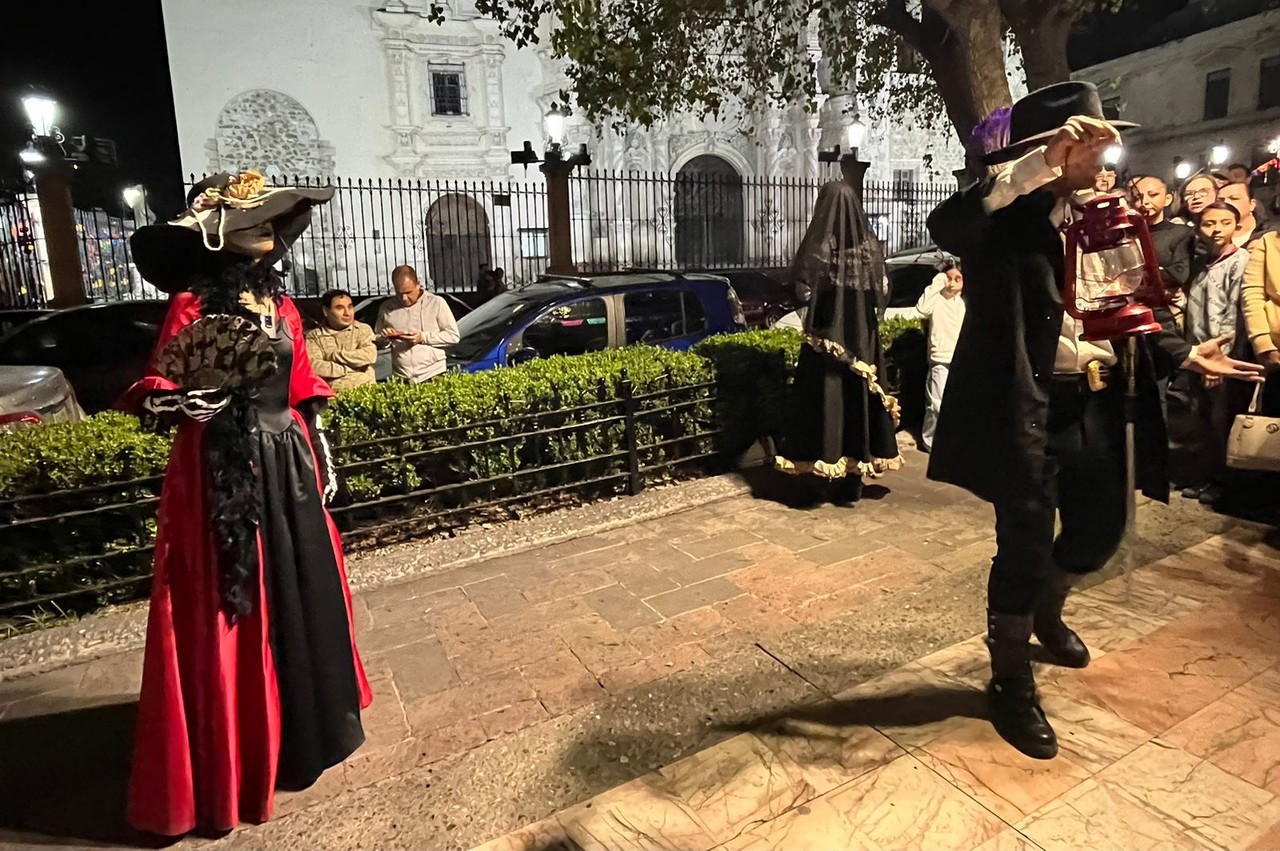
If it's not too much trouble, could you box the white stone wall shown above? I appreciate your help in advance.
[1072,8,1280,179]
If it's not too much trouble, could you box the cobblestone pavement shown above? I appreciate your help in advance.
[0,454,1270,850]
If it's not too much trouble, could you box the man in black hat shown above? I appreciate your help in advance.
[926,82,1263,759]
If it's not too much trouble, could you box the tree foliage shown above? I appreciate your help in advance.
[442,0,1129,146]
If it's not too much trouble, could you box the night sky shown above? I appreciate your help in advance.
[0,0,1273,218]
[0,1,184,216]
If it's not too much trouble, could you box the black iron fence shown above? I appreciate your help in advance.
[0,372,715,620]
[0,172,956,310]
[181,175,550,298]
[569,170,955,273]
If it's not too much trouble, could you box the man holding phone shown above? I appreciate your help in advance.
[376,265,460,382]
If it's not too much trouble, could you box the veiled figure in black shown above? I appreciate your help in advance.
[775,181,902,503]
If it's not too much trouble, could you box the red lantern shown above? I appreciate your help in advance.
[1062,194,1165,341]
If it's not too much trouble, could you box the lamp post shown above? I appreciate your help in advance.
[817,114,870,202]
[21,94,86,309]
[513,105,591,275]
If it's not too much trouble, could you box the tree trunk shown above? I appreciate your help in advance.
[917,0,1013,144]
[1000,1,1073,90]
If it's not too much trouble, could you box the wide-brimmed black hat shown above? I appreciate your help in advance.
[130,170,334,294]
[983,81,1138,166]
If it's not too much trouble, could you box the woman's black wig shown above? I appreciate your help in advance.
[191,256,282,620]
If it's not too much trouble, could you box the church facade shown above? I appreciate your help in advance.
[161,0,968,290]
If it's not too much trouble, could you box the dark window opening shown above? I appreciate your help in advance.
[1204,68,1231,121]
[430,65,468,116]
[1260,55,1280,111]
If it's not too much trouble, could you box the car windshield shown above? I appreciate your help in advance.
[450,289,546,361]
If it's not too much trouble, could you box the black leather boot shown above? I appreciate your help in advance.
[986,611,1058,760]
[1033,570,1091,669]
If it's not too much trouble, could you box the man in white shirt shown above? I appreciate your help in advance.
[375,265,460,382]
[926,82,1262,762]
[915,260,966,453]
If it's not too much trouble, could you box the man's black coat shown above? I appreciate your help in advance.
[925,178,1192,506]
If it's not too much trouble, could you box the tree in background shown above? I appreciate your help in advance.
[430,0,1127,153]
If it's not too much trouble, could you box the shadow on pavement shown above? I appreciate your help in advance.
[0,699,163,848]
[714,684,987,739]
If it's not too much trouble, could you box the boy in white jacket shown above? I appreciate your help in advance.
[915,260,966,452]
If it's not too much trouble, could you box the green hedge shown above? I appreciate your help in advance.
[691,318,925,460]
[326,346,713,504]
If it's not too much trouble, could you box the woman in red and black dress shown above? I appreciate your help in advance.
[120,171,371,836]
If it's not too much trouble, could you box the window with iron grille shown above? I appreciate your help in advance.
[430,64,468,116]
[1204,68,1231,121]
[519,228,549,258]
[1260,55,1280,110]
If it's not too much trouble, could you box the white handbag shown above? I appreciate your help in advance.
[1226,385,1280,472]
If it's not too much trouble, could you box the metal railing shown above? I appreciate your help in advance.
[0,372,716,620]
[182,175,550,297]
[568,170,955,273]
[0,172,957,310]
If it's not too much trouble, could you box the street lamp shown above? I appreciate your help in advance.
[19,142,44,166]
[544,104,567,149]
[22,95,57,138]
[18,92,85,308]
[511,104,592,275]
[1103,145,1123,167]
[818,112,871,201]
[1210,144,1230,166]
[1174,157,1193,181]
[846,116,867,153]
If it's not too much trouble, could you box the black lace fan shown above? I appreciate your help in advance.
[156,314,279,391]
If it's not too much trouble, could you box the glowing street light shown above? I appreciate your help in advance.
[19,142,44,166]
[1103,145,1123,167]
[1210,144,1230,166]
[1174,157,1193,180]
[123,186,143,209]
[22,95,57,138]
[846,115,867,152]
[544,104,566,148]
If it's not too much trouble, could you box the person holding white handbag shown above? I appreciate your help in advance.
[1232,231,1280,474]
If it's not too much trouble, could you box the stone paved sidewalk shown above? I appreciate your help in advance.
[0,455,1257,849]
[474,533,1280,851]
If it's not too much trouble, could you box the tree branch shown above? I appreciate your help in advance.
[873,0,925,51]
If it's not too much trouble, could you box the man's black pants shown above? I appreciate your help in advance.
[989,376,1129,615]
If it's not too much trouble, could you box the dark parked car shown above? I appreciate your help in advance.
[0,300,170,414]
[448,271,746,372]
[0,310,52,339]
[696,269,796,329]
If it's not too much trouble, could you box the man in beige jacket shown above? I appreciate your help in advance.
[375,265,460,382]
[306,289,378,391]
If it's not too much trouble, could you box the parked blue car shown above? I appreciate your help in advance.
[447,271,747,372]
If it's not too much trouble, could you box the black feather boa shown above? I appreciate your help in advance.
[191,259,280,620]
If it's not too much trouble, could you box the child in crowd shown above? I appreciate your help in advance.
[915,259,966,453]
[1176,201,1250,503]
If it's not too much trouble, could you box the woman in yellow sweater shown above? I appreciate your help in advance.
[1242,231,1280,413]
